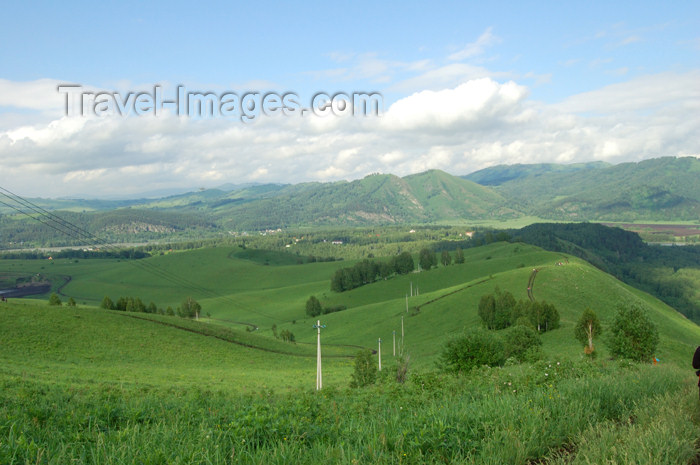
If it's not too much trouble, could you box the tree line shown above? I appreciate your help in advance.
[330,252,415,292]
[100,295,202,319]
[478,288,560,333]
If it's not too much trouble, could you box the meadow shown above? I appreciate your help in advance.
[2,239,700,463]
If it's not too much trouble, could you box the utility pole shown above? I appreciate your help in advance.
[378,338,382,371]
[405,294,408,313]
[313,320,326,390]
[393,330,396,356]
[401,316,405,356]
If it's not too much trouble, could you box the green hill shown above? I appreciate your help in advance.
[4,240,700,463]
[5,241,699,378]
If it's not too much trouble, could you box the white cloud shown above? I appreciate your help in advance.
[0,71,698,198]
[448,28,500,61]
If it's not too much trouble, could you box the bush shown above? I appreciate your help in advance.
[608,304,659,362]
[503,325,542,362]
[350,349,377,388]
[439,328,505,373]
[48,293,62,306]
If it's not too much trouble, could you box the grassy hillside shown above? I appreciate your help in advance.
[6,241,699,372]
[0,300,352,392]
[3,241,700,463]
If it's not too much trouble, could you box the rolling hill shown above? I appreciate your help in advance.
[5,240,700,374]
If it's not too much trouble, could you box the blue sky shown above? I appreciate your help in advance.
[0,1,698,197]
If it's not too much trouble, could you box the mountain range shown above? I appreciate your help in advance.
[1,156,698,246]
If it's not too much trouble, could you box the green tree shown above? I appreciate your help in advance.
[305,295,322,317]
[392,252,415,275]
[608,304,659,362]
[101,296,114,310]
[181,297,202,319]
[440,250,452,266]
[419,248,437,271]
[67,297,76,307]
[455,247,465,264]
[350,349,377,388]
[574,308,602,355]
[48,293,62,306]
[478,288,516,330]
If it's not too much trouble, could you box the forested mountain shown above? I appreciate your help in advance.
[211,170,517,230]
[463,161,609,186]
[1,157,699,247]
[483,157,700,221]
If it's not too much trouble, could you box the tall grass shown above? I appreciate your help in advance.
[2,361,697,464]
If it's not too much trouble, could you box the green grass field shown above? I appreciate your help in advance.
[2,240,700,463]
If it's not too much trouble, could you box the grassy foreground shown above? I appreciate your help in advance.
[1,361,698,464]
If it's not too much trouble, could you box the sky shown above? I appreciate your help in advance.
[0,0,698,198]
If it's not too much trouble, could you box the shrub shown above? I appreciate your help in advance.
[48,293,62,306]
[439,328,505,373]
[350,349,377,388]
[503,325,542,362]
[608,304,659,362]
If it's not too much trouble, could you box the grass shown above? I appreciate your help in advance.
[3,238,700,463]
[1,359,697,464]
[0,301,353,392]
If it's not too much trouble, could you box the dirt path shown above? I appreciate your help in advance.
[527,268,538,302]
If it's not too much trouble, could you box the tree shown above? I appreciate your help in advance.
[280,329,295,342]
[181,297,202,319]
[608,304,659,362]
[478,288,516,330]
[419,248,437,271]
[574,308,602,355]
[440,250,452,266]
[101,296,115,310]
[67,297,77,307]
[455,247,465,264]
[392,252,415,275]
[305,295,322,317]
[48,293,62,306]
[350,349,377,387]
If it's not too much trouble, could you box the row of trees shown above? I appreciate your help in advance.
[305,296,346,317]
[330,252,415,292]
[331,247,468,293]
[100,295,202,319]
[417,247,466,270]
[478,288,560,332]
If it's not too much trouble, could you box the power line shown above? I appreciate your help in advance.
[0,186,278,320]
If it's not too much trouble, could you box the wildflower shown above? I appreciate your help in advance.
[545,373,548,376]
